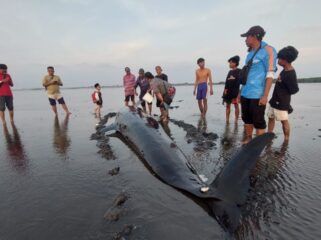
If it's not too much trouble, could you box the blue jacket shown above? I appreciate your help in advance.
[241,41,277,99]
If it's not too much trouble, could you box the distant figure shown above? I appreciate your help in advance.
[193,58,213,118]
[42,66,71,116]
[123,67,136,106]
[92,83,103,118]
[0,64,14,125]
[135,68,152,114]
[267,46,299,143]
[222,56,241,123]
[240,26,277,144]
[155,66,168,82]
[145,72,176,123]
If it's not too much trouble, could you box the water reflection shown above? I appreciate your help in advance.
[2,123,28,170]
[53,115,71,158]
[197,117,207,133]
[221,122,239,152]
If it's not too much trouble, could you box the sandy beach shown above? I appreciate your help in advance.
[1,84,321,239]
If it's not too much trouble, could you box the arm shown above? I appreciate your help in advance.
[193,71,198,95]
[284,73,299,95]
[208,70,213,95]
[259,46,276,105]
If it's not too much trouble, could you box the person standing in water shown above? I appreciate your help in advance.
[222,56,241,123]
[240,26,277,144]
[155,66,168,82]
[267,46,299,143]
[135,68,152,114]
[123,67,136,107]
[42,66,71,116]
[0,64,14,125]
[193,58,213,118]
[92,83,103,118]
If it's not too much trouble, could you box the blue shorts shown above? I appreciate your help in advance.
[196,82,208,100]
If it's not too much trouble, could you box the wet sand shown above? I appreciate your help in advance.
[1,84,321,239]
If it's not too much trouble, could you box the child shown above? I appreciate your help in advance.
[222,56,241,123]
[267,46,299,142]
[92,83,103,118]
[193,58,213,118]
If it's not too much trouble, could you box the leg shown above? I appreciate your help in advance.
[242,124,254,144]
[49,98,58,115]
[197,100,204,116]
[0,111,5,125]
[203,98,208,117]
[268,118,275,133]
[9,111,14,123]
[148,103,152,115]
[61,104,71,115]
[226,103,231,123]
[51,105,58,115]
[281,120,290,142]
[256,128,266,136]
[234,103,239,121]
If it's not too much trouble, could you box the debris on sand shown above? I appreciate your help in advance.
[169,119,218,151]
[108,167,120,176]
[112,224,136,240]
[114,192,129,206]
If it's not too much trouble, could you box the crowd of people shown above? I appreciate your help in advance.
[0,25,299,143]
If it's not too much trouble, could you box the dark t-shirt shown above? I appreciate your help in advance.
[135,77,150,98]
[156,73,168,82]
[269,69,299,111]
[223,68,241,100]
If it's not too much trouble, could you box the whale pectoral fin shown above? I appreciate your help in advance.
[212,133,274,205]
[100,123,117,136]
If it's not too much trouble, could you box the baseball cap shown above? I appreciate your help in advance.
[241,25,266,38]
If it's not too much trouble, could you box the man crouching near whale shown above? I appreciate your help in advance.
[145,72,176,123]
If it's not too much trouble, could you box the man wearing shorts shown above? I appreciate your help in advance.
[123,67,136,106]
[0,64,14,125]
[193,58,213,118]
[42,66,71,116]
[240,26,277,144]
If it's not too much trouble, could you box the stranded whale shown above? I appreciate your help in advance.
[99,106,274,231]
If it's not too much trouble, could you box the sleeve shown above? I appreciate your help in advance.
[42,76,48,86]
[57,76,63,85]
[151,81,159,94]
[264,46,277,79]
[284,72,299,95]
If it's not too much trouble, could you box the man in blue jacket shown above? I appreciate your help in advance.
[240,26,277,144]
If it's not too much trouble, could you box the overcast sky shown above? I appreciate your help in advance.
[1,0,321,89]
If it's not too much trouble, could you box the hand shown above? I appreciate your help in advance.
[193,90,196,96]
[210,89,213,95]
[259,96,268,106]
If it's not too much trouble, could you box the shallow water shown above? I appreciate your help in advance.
[1,84,321,239]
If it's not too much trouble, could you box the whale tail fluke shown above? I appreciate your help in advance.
[209,133,274,232]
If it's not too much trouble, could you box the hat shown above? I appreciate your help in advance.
[241,26,265,39]
[277,46,299,63]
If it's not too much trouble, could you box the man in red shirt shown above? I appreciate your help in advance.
[0,64,14,125]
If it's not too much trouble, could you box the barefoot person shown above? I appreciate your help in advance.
[42,66,71,116]
[135,68,152,114]
[222,56,241,123]
[92,83,103,118]
[240,26,277,144]
[193,58,213,118]
[145,72,175,122]
[267,46,299,143]
[0,64,14,125]
[123,67,136,106]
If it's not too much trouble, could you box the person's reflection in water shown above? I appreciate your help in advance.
[197,117,207,134]
[3,123,28,170]
[53,115,71,158]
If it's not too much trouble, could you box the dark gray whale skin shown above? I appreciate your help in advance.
[100,106,274,231]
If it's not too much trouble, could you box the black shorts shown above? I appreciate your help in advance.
[241,97,266,129]
[125,95,134,102]
[49,97,65,106]
[0,96,13,111]
[157,95,173,109]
